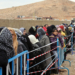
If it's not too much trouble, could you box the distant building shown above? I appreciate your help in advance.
[42,16,53,20]
[36,17,42,20]
[17,15,25,18]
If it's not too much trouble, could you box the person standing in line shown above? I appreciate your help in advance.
[37,28,52,75]
[0,27,14,75]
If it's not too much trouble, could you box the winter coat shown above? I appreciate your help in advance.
[17,41,24,75]
[37,28,52,68]
[49,34,64,51]
[19,35,33,51]
[17,41,24,54]
[61,31,66,36]
[28,35,45,68]
[43,27,47,32]
[28,35,45,75]
[0,50,8,67]
[33,43,45,69]
[65,27,70,35]
[17,41,24,63]
[39,35,52,68]
[0,27,14,59]
[18,40,27,51]
[9,41,24,75]
[0,27,14,75]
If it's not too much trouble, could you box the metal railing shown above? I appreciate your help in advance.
[0,33,73,75]
[0,50,29,75]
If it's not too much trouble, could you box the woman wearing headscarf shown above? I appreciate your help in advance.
[19,27,33,51]
[29,26,37,36]
[29,26,39,38]
[0,27,14,75]
[37,28,52,75]
[28,35,45,75]
[47,25,56,36]
[19,27,34,75]
[8,27,24,75]
[59,25,66,36]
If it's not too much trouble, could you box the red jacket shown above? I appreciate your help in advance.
[43,27,47,32]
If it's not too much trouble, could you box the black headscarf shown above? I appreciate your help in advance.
[47,25,56,36]
[29,26,36,36]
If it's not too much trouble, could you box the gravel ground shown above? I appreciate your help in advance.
[51,53,75,75]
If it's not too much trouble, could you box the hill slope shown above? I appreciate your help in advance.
[0,0,75,20]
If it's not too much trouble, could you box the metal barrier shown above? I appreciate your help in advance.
[57,38,70,75]
[64,34,72,66]
[0,50,29,75]
[64,33,74,55]
[0,34,73,75]
[27,37,72,75]
[0,67,2,75]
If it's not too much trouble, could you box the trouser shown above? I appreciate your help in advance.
[52,51,58,67]
[50,51,58,74]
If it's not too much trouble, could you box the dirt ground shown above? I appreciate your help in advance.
[58,52,75,75]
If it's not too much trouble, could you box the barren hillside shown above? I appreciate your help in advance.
[0,0,75,20]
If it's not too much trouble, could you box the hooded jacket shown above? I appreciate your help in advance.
[43,26,47,32]
[0,27,14,59]
[19,35,33,51]
[37,28,52,68]
[37,28,46,41]
[0,27,14,68]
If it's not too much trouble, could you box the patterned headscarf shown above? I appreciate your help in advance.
[0,27,14,58]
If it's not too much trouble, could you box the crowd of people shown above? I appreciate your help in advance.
[0,23,74,75]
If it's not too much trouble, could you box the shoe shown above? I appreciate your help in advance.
[59,69,67,72]
[60,66,64,67]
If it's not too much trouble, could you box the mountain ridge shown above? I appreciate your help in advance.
[0,0,75,20]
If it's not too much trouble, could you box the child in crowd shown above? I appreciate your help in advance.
[49,28,64,74]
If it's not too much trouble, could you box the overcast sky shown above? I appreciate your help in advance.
[0,0,75,9]
[0,0,44,9]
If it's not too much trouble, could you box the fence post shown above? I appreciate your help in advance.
[27,53,29,75]
[24,54,26,75]
[57,38,60,68]
[0,67,2,75]
[20,56,22,75]
[12,61,14,75]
